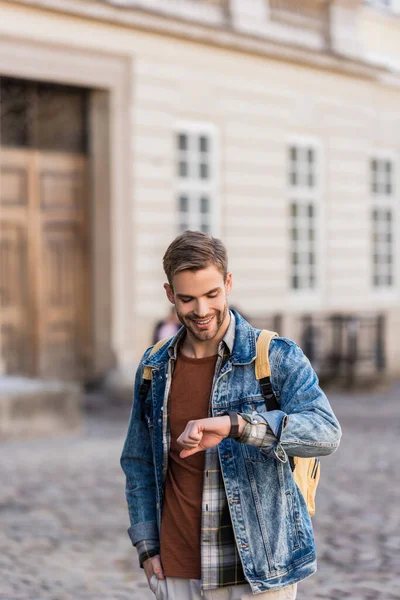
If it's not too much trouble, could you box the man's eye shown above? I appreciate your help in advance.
[181,298,192,303]
[207,293,218,298]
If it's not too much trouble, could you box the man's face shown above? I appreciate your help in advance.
[164,265,232,342]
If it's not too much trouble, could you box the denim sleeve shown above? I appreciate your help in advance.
[120,349,160,546]
[255,341,342,462]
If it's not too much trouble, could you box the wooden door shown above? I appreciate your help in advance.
[0,148,91,379]
[0,150,32,374]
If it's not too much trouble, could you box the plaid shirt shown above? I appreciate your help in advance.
[136,313,277,590]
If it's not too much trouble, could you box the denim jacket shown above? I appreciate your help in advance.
[120,310,342,593]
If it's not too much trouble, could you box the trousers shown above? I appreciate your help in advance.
[149,576,298,600]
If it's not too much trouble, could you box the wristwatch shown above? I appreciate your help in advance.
[227,411,241,439]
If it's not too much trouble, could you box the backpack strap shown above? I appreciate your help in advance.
[255,330,280,411]
[139,337,170,410]
[256,330,295,472]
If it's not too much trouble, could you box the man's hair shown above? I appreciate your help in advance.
[163,230,228,286]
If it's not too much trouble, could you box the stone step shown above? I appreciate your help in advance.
[0,377,82,440]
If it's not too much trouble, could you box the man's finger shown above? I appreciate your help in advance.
[177,433,202,448]
[151,556,165,579]
[180,446,202,459]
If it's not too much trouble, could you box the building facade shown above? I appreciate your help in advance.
[0,0,399,385]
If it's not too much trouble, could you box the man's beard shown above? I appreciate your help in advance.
[176,303,229,342]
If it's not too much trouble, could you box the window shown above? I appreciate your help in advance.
[368,0,400,13]
[269,0,329,35]
[176,125,217,235]
[371,157,396,289]
[288,143,320,291]
[0,76,88,153]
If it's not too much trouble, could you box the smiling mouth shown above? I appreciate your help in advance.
[191,316,214,327]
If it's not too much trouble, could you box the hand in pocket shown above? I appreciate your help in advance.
[143,554,164,593]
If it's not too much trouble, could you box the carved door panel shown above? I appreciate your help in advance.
[36,153,90,379]
[0,149,91,379]
[0,150,33,374]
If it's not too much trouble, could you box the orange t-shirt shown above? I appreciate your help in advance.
[160,350,218,579]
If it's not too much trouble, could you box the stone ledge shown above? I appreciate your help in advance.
[0,377,83,440]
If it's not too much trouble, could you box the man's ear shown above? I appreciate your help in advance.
[164,283,175,305]
[225,272,232,295]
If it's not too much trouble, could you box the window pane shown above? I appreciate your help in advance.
[1,78,33,148]
[179,196,188,212]
[290,172,297,186]
[292,252,298,265]
[179,161,188,178]
[291,203,297,217]
[178,134,187,151]
[308,204,314,218]
[307,148,314,163]
[292,275,299,289]
[308,173,314,188]
[199,136,208,153]
[290,146,297,162]
[201,222,209,234]
[200,196,209,214]
[200,163,209,179]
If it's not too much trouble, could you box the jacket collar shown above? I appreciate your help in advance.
[143,309,257,368]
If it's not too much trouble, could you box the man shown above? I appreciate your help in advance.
[121,231,341,600]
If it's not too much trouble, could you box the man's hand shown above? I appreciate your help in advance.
[177,415,246,458]
[143,554,164,585]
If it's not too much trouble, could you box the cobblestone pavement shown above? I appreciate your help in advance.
[1,383,399,600]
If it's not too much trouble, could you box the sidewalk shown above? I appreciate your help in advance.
[1,384,399,600]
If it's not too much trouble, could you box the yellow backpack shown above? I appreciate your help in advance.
[256,330,320,517]
[140,330,320,517]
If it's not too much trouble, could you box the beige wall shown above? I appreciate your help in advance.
[360,5,400,66]
[1,1,399,376]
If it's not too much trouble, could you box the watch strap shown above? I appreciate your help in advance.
[227,411,240,439]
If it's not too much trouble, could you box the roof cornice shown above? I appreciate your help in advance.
[5,0,400,87]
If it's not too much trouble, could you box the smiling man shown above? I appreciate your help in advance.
[120,230,341,600]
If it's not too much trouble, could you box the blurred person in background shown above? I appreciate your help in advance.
[153,306,182,344]
[121,231,341,600]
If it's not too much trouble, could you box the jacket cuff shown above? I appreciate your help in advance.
[127,521,159,546]
[238,413,277,448]
[136,539,161,568]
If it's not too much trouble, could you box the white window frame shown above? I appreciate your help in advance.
[368,0,400,14]
[175,121,220,237]
[287,135,324,310]
[369,150,399,301]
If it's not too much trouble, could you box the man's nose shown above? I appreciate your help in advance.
[195,298,209,317]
